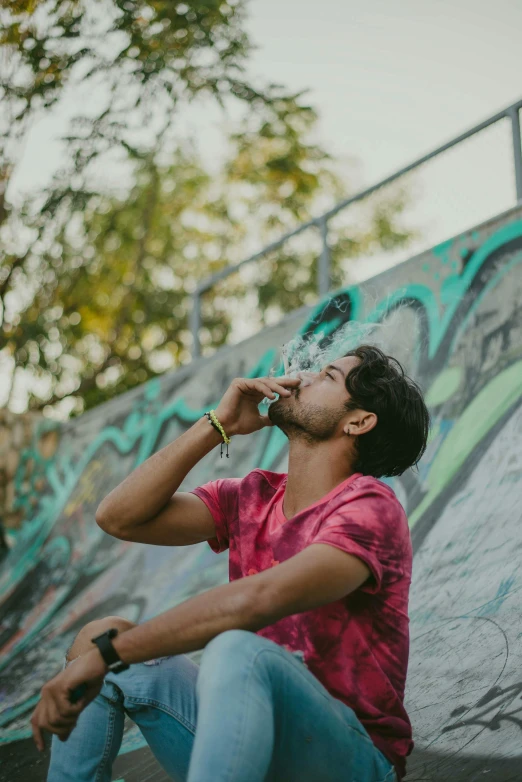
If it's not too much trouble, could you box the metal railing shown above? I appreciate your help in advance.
[190,98,522,359]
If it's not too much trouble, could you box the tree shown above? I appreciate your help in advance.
[0,1,416,417]
[0,0,267,407]
[221,93,413,318]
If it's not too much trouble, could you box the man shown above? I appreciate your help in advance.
[32,344,430,782]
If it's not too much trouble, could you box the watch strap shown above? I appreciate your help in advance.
[91,628,130,673]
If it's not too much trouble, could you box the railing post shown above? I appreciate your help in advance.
[190,291,201,360]
[509,107,522,203]
[318,217,331,298]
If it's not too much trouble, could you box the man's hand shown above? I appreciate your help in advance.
[31,649,108,751]
[215,375,301,436]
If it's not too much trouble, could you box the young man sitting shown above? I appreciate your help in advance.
[32,344,430,782]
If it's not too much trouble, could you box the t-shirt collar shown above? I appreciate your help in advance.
[276,471,363,524]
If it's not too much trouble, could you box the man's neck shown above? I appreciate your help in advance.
[283,440,356,520]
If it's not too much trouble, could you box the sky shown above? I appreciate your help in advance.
[247,0,522,182]
[242,0,522,275]
[6,0,522,411]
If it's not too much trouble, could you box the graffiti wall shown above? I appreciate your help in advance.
[1,206,521,781]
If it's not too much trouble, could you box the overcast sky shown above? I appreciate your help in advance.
[13,0,522,259]
[248,0,522,178]
[13,0,522,236]
[7,0,522,411]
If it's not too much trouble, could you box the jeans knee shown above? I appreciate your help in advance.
[198,630,262,690]
[67,616,136,662]
[203,629,256,658]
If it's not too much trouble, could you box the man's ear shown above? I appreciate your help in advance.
[344,411,377,436]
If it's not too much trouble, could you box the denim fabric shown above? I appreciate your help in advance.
[48,630,398,782]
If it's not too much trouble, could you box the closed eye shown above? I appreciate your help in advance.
[325,372,334,379]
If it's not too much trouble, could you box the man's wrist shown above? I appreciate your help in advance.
[195,414,224,445]
[90,628,131,673]
[201,411,236,439]
[87,646,110,676]
[211,410,236,438]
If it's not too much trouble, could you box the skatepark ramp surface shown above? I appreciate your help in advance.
[1,206,521,781]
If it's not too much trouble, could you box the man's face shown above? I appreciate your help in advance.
[267,355,360,443]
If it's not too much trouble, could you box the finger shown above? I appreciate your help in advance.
[256,378,291,395]
[32,722,45,752]
[61,703,84,718]
[31,716,45,753]
[265,378,294,396]
[55,724,76,741]
[258,383,289,401]
[56,698,85,718]
[275,375,302,386]
[50,714,78,729]
[49,701,78,728]
[254,382,277,399]
[64,698,86,715]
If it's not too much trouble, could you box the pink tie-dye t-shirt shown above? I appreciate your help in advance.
[190,469,413,779]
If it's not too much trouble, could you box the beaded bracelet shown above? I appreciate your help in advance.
[205,410,231,458]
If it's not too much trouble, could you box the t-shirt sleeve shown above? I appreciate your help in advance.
[312,483,405,594]
[189,478,241,554]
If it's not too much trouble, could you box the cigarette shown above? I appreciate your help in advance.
[283,353,289,375]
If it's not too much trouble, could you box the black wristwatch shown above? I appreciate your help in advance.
[91,628,130,674]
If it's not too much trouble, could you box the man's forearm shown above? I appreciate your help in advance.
[112,575,274,664]
[96,416,223,527]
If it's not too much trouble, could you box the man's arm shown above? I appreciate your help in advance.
[31,543,370,748]
[95,374,300,543]
[111,543,371,662]
[95,416,223,541]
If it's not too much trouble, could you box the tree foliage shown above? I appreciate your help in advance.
[0,1,416,417]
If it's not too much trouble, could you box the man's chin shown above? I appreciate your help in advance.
[268,400,296,427]
[267,398,287,423]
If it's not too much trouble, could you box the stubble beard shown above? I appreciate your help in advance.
[268,395,345,444]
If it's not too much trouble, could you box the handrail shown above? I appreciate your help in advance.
[190,98,522,358]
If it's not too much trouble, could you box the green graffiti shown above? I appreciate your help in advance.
[1,209,522,762]
[410,361,522,527]
[425,367,463,407]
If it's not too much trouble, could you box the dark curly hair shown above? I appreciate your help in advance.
[342,345,430,478]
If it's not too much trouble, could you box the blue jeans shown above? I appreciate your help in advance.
[48,629,398,782]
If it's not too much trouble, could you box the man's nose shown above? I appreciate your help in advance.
[295,370,317,387]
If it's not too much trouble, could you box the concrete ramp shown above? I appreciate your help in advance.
[1,207,521,781]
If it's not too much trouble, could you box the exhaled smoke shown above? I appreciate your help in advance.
[261,296,422,407]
